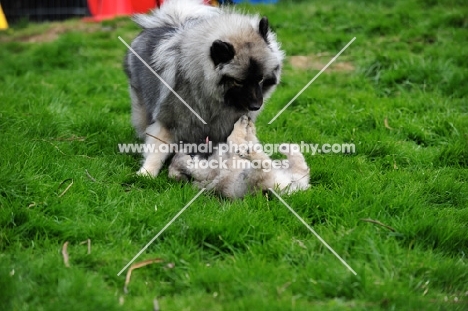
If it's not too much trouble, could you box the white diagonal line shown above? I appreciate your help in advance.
[118,36,207,125]
[268,37,356,124]
[117,188,206,276]
[268,188,357,275]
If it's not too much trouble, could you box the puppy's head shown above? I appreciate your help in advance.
[168,153,195,182]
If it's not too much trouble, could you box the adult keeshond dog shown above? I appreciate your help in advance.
[124,0,284,176]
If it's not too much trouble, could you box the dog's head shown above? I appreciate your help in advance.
[210,17,284,112]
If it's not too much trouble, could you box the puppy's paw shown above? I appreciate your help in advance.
[245,119,257,142]
[238,115,249,126]
[278,144,302,156]
[229,115,257,157]
[232,115,249,135]
[229,116,249,145]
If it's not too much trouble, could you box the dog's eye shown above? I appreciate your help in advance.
[261,77,277,92]
[259,77,264,85]
[232,79,243,87]
[262,77,276,87]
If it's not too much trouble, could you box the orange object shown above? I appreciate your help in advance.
[85,0,133,21]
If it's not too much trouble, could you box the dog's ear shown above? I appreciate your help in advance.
[210,40,235,67]
[259,17,269,43]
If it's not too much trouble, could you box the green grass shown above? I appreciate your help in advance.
[1,0,467,310]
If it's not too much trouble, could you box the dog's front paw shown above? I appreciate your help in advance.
[230,115,250,142]
[245,119,257,143]
[238,115,249,127]
[228,115,258,158]
[278,144,302,156]
[137,166,158,177]
[229,115,251,152]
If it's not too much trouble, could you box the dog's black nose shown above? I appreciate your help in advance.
[248,100,262,111]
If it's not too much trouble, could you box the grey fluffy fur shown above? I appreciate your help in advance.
[168,115,310,199]
[123,0,284,176]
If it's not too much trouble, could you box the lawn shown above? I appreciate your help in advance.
[1,0,467,310]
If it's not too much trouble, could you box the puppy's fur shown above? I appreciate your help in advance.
[124,0,284,176]
[169,116,310,199]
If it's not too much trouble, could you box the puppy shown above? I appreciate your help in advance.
[168,116,310,199]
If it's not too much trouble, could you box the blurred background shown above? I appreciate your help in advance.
[0,0,278,25]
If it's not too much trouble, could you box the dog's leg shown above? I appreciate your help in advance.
[229,116,266,162]
[227,115,250,146]
[245,118,259,145]
[228,115,261,158]
[241,149,276,192]
[237,120,276,191]
[129,86,148,140]
[138,121,174,177]
[278,144,310,193]
[279,144,309,172]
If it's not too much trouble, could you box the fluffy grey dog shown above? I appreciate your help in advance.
[168,115,310,199]
[123,0,284,176]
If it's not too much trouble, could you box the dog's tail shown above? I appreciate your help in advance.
[133,0,220,29]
